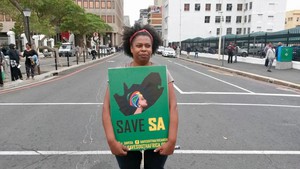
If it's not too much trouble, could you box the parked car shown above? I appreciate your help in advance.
[156,46,165,54]
[235,46,248,57]
[58,43,77,57]
[246,46,263,56]
[162,47,176,57]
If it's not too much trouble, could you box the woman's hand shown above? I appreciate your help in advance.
[108,140,129,156]
[154,140,176,155]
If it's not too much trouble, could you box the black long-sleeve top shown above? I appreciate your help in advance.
[23,49,38,65]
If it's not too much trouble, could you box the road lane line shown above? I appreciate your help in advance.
[1,150,300,156]
[174,62,254,93]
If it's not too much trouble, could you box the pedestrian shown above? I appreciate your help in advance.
[266,44,276,72]
[186,46,191,58]
[194,48,199,58]
[8,44,23,81]
[227,42,235,63]
[275,42,282,59]
[91,46,97,60]
[0,50,4,87]
[23,43,38,80]
[234,44,238,63]
[102,23,178,169]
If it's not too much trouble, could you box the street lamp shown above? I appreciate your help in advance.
[23,8,31,44]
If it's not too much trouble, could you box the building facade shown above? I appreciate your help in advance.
[0,14,15,45]
[162,0,287,46]
[285,10,300,29]
[74,0,124,47]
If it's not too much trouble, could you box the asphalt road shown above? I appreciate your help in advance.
[0,53,300,169]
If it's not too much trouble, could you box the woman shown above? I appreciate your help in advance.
[102,23,179,169]
[266,44,276,72]
[23,43,38,79]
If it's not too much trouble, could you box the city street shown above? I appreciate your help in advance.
[0,53,300,168]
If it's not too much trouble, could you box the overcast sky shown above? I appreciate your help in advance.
[124,0,300,26]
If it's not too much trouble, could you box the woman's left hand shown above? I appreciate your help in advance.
[154,141,176,155]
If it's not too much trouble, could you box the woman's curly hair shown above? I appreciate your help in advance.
[123,23,162,57]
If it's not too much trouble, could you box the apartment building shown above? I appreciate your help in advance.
[74,0,124,46]
[162,0,286,46]
[285,10,300,29]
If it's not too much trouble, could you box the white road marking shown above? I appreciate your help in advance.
[0,103,300,108]
[173,85,300,97]
[174,62,254,93]
[1,150,300,156]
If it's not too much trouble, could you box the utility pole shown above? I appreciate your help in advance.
[218,0,224,60]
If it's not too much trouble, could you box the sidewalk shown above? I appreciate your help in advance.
[0,53,114,90]
[179,52,300,90]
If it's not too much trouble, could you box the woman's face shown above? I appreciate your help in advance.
[130,35,152,66]
[138,95,148,108]
[26,44,30,50]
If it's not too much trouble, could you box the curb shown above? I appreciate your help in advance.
[0,54,116,90]
[179,57,300,90]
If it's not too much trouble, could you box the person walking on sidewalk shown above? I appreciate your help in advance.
[8,44,23,81]
[0,51,4,87]
[23,43,38,80]
[227,42,235,63]
[266,44,276,72]
[194,48,199,58]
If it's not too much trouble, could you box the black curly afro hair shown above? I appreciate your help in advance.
[123,23,162,57]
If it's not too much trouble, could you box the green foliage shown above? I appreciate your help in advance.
[4,0,111,39]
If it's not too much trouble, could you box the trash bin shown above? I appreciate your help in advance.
[276,46,293,69]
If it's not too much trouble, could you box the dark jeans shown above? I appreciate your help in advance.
[11,66,20,81]
[25,63,35,78]
[228,52,233,63]
[0,66,3,85]
[116,150,168,169]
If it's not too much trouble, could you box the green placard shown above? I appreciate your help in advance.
[108,66,169,151]
[278,47,293,62]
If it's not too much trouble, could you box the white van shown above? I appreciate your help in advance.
[58,43,77,57]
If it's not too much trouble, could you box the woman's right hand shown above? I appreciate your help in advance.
[108,140,129,156]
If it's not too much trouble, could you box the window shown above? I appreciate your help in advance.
[184,4,190,11]
[248,15,251,22]
[248,28,251,34]
[249,2,252,10]
[226,4,232,11]
[217,28,220,35]
[268,15,274,18]
[107,15,112,23]
[107,0,111,9]
[5,15,11,21]
[243,28,246,34]
[267,29,273,32]
[101,0,106,8]
[0,14,4,22]
[244,3,248,11]
[216,4,221,11]
[205,4,211,11]
[236,16,242,23]
[111,0,115,9]
[95,0,100,8]
[297,17,300,22]
[204,16,210,23]
[195,4,200,11]
[226,16,231,23]
[244,16,247,23]
[237,4,243,11]
[83,0,88,8]
[101,15,106,22]
[89,0,94,8]
[215,16,221,23]
[226,28,232,34]
[77,0,82,7]
[236,28,242,35]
